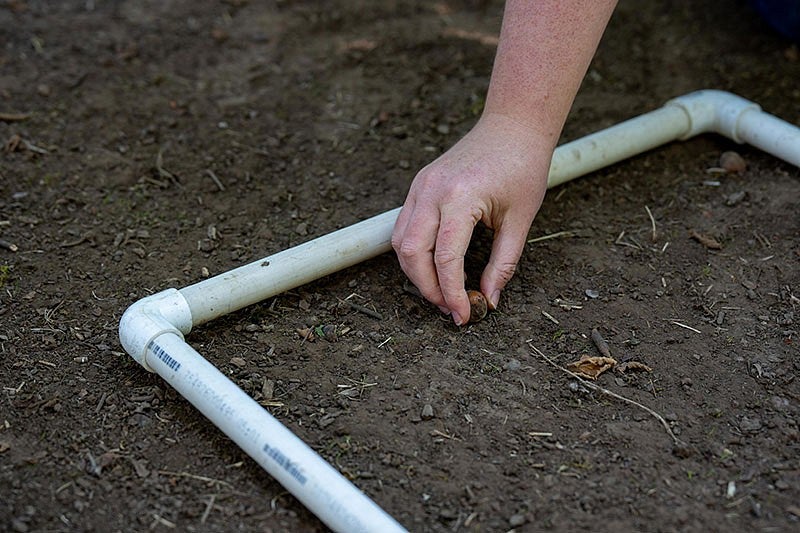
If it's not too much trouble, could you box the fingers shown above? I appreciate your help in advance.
[392,201,447,310]
[480,216,530,310]
[393,199,477,325]
[434,209,477,325]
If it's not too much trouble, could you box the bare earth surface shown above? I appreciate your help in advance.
[1,1,799,532]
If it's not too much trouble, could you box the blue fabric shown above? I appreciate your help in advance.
[751,0,800,42]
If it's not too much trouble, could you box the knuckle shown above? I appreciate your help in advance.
[390,233,403,253]
[433,248,460,267]
[493,261,517,282]
[396,239,423,259]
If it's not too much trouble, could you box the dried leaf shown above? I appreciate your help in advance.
[296,327,315,342]
[566,355,617,380]
[616,361,653,374]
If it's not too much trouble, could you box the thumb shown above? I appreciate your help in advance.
[480,221,529,310]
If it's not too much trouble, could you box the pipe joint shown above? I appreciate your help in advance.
[119,288,193,372]
[666,90,761,143]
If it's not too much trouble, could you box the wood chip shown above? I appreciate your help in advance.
[689,229,722,250]
[616,361,653,374]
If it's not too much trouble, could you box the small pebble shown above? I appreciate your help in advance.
[739,416,762,433]
[725,191,746,206]
[421,404,434,420]
[509,514,526,527]
[585,289,599,299]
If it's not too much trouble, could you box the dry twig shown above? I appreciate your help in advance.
[0,239,18,252]
[205,169,226,191]
[644,205,657,242]
[528,342,686,450]
[340,298,383,320]
[0,112,30,122]
[527,230,579,244]
[590,328,611,357]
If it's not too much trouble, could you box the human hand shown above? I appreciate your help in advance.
[391,112,552,325]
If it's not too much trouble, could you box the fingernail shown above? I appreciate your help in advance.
[438,305,450,314]
[489,290,501,310]
[452,311,464,326]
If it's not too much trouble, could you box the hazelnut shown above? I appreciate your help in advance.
[467,290,488,323]
[720,151,746,173]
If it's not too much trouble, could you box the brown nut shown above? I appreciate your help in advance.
[467,290,488,323]
[720,151,746,173]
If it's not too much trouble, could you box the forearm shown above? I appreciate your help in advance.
[484,0,617,145]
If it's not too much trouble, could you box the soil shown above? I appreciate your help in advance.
[1,1,799,532]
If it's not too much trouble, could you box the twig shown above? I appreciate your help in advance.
[430,429,462,441]
[205,169,226,192]
[645,205,657,242]
[528,342,683,447]
[340,298,383,320]
[527,230,578,244]
[155,148,180,185]
[377,336,392,348]
[0,112,30,122]
[614,231,642,250]
[157,470,234,489]
[590,328,612,357]
[150,514,176,529]
[668,320,701,334]
[21,139,48,154]
[541,310,559,325]
[200,494,216,524]
[0,239,18,252]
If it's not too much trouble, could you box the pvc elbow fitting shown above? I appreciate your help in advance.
[666,90,762,142]
[119,288,194,372]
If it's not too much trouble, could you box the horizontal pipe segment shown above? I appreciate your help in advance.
[119,90,800,532]
[736,110,800,167]
[180,208,401,326]
[547,105,690,188]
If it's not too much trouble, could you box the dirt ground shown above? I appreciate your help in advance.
[1,1,799,531]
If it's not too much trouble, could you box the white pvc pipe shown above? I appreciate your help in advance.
[119,91,799,533]
[143,332,405,533]
[181,208,401,326]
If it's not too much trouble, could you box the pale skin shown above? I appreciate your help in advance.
[392,0,618,325]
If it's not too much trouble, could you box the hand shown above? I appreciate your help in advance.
[392,112,552,325]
